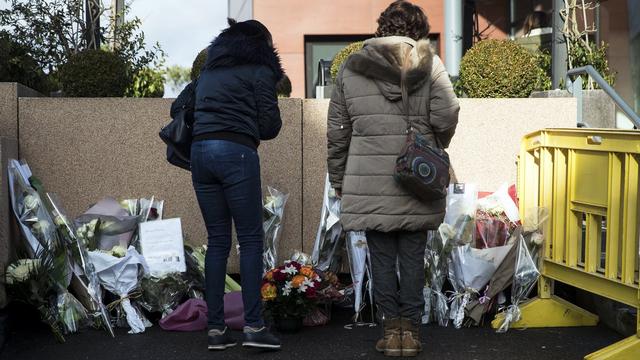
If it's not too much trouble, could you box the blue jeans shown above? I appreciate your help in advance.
[191,140,265,329]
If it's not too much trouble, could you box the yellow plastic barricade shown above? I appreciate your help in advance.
[492,129,640,359]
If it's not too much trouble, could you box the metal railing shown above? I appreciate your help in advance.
[566,65,640,129]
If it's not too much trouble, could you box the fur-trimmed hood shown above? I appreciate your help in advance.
[346,36,434,101]
[204,27,284,81]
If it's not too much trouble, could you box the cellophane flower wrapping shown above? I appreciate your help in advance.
[496,235,540,333]
[139,274,189,318]
[423,184,477,325]
[46,193,114,336]
[88,246,150,334]
[312,175,344,274]
[6,160,87,338]
[263,187,289,274]
[448,243,513,328]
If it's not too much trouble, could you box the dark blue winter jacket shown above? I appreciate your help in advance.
[191,27,284,149]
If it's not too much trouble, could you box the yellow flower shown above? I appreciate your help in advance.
[261,283,277,301]
[291,275,306,288]
[264,269,275,282]
[300,266,315,279]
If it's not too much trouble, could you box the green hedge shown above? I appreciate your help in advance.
[330,42,364,82]
[59,49,131,97]
[0,31,52,94]
[191,48,208,80]
[458,39,548,98]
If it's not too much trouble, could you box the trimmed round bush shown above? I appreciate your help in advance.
[330,41,364,82]
[59,49,130,97]
[459,39,543,98]
[191,48,208,80]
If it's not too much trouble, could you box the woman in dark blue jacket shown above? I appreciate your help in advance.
[190,18,282,351]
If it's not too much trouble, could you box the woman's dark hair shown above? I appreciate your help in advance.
[375,1,430,41]
[223,18,273,48]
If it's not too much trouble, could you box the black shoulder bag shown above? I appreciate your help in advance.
[393,52,450,202]
[160,81,196,170]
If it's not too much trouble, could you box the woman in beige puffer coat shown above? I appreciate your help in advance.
[327,1,459,357]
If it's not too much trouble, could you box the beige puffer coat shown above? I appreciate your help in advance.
[327,36,459,232]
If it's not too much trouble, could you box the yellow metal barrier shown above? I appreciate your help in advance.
[492,129,640,359]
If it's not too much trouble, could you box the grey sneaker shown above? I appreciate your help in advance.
[208,327,237,350]
[242,326,281,350]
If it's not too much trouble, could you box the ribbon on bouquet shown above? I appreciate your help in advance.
[447,290,471,329]
[496,304,522,333]
[106,290,142,311]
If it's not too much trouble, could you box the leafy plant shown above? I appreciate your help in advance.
[330,41,364,82]
[458,39,546,98]
[0,31,53,93]
[127,67,165,98]
[165,65,191,94]
[568,40,615,89]
[191,48,208,80]
[0,0,165,95]
[59,49,131,97]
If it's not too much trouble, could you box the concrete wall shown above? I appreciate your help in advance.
[0,82,577,278]
[530,90,616,128]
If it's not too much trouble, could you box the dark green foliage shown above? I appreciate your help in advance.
[0,31,52,93]
[459,39,548,98]
[191,48,208,80]
[59,50,131,97]
[568,41,616,89]
[127,67,165,98]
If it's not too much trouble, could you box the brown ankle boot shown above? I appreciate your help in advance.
[400,318,422,357]
[375,318,402,357]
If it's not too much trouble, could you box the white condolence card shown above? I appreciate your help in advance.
[139,218,186,276]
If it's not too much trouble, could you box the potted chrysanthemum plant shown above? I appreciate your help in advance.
[261,261,321,332]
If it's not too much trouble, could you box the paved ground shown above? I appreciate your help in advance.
[1,306,624,360]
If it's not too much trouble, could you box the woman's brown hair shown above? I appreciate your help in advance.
[375,1,430,41]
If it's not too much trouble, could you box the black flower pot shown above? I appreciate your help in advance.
[275,316,303,333]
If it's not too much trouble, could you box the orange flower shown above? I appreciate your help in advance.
[291,275,306,288]
[299,266,315,279]
[261,283,277,301]
[264,269,275,282]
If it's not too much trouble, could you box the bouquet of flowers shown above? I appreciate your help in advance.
[139,273,189,318]
[495,235,540,333]
[88,246,150,334]
[311,175,345,274]
[423,229,454,326]
[263,187,289,274]
[475,184,520,249]
[7,160,90,339]
[183,245,241,297]
[261,261,321,324]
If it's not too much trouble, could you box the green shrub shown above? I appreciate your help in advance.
[59,49,130,97]
[459,39,547,98]
[191,48,208,80]
[568,40,615,88]
[127,67,165,98]
[0,31,52,93]
[330,41,364,82]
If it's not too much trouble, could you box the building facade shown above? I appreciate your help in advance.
[229,0,638,116]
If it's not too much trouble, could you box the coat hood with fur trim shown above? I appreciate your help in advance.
[345,36,434,101]
[203,27,284,82]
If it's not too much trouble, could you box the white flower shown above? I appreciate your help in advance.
[111,245,127,258]
[54,215,67,226]
[297,278,316,293]
[89,219,99,228]
[281,264,298,276]
[6,259,41,284]
[282,281,293,296]
[86,231,95,239]
[23,195,39,212]
[32,220,50,235]
[531,232,544,246]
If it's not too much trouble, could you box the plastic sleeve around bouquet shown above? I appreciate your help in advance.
[88,246,150,334]
[139,274,189,318]
[46,193,115,337]
[423,229,451,326]
[312,175,344,273]
[262,187,289,274]
[496,236,540,333]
